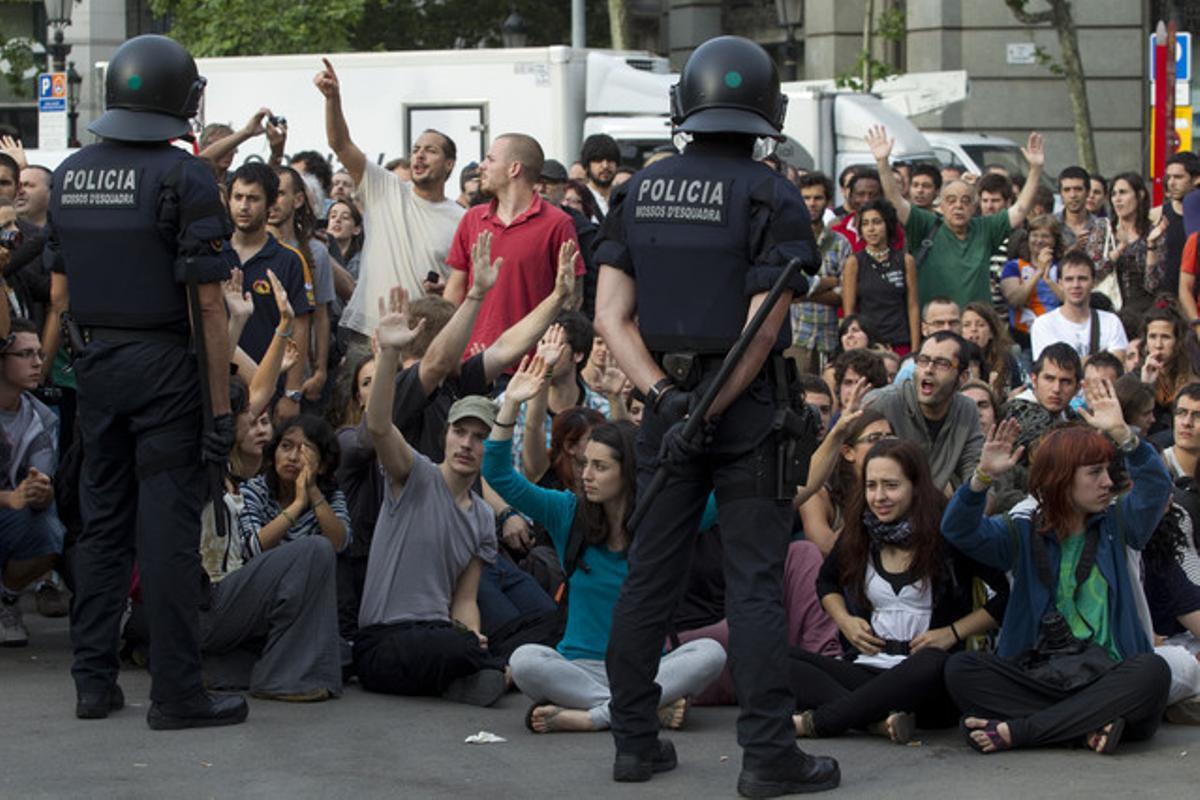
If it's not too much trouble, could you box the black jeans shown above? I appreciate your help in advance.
[944,651,1171,748]
[70,340,209,705]
[353,620,505,696]
[607,402,796,770]
[789,647,958,736]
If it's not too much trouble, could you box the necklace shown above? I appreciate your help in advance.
[865,245,889,261]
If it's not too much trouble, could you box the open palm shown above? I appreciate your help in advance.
[375,287,425,350]
[506,355,548,404]
[471,230,503,294]
[978,418,1024,477]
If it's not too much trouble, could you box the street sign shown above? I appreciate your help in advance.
[38,72,68,149]
[1150,31,1191,82]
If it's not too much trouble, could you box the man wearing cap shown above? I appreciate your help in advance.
[355,287,507,706]
[46,35,247,729]
[314,58,464,341]
[538,158,600,318]
[594,36,836,794]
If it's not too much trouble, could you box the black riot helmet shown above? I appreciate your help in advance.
[89,35,206,143]
[670,36,787,139]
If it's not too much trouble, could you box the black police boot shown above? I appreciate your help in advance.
[736,748,840,798]
[146,690,249,731]
[612,738,677,783]
[75,683,125,720]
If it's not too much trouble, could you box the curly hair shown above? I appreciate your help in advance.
[263,414,341,500]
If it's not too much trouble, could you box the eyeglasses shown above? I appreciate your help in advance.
[854,431,896,445]
[2,348,44,361]
[915,354,957,372]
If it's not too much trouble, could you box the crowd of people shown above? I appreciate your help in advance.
[3,52,1200,771]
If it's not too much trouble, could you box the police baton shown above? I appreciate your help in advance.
[186,275,230,541]
[627,256,806,533]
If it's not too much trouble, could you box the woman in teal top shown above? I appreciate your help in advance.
[484,355,725,734]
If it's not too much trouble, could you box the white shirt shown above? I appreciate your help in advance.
[1029,306,1128,360]
[854,562,933,670]
[339,162,465,335]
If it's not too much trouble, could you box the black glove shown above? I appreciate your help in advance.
[657,388,692,427]
[659,418,717,468]
[202,413,236,465]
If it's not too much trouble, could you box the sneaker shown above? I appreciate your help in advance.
[440,669,506,707]
[613,739,678,783]
[0,598,28,647]
[35,583,70,618]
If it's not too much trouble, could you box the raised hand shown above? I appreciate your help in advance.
[505,354,549,405]
[237,108,270,140]
[537,324,567,368]
[265,115,287,153]
[223,267,254,321]
[865,124,893,163]
[375,286,426,352]
[1141,352,1164,386]
[1147,215,1170,246]
[0,135,27,169]
[280,339,300,374]
[267,269,294,324]
[554,240,578,299]
[470,231,502,297]
[1022,132,1045,170]
[977,418,1025,478]
[1078,377,1130,440]
[314,58,340,100]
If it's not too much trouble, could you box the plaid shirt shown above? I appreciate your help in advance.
[791,227,852,352]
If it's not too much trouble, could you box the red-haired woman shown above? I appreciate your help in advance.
[792,439,1007,744]
[941,381,1173,755]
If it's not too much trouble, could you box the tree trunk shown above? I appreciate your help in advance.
[608,0,630,50]
[1051,1,1099,174]
[862,0,876,92]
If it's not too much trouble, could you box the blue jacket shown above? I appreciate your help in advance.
[941,438,1171,660]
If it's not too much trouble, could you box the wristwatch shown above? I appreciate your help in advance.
[284,389,303,403]
[646,377,676,411]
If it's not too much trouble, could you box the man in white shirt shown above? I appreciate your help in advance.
[1030,250,1127,360]
[314,58,465,339]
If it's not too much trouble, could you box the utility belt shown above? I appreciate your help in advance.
[72,320,191,348]
[653,349,818,500]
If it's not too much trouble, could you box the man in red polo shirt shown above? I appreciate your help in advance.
[445,134,583,353]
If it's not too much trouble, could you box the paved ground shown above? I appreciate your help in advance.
[2,600,1198,800]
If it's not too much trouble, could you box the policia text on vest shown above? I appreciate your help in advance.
[60,168,140,209]
[634,178,730,225]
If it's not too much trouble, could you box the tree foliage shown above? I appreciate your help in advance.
[148,0,367,56]
[0,36,37,97]
[835,4,905,92]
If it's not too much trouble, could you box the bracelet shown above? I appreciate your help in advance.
[544,368,554,380]
[312,496,327,510]
[280,508,297,526]
[972,466,994,487]
[275,327,294,339]
[950,622,962,644]
[492,419,516,429]
[496,506,520,526]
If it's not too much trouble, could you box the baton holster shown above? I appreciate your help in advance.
[771,355,818,501]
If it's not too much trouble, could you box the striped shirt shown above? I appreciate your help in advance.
[238,474,352,558]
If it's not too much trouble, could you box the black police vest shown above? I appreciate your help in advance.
[622,149,763,354]
[51,142,192,329]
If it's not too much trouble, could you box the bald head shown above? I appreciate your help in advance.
[498,134,544,186]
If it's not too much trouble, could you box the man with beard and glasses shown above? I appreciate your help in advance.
[227,164,314,420]
[865,331,983,492]
[314,58,465,343]
[580,133,620,223]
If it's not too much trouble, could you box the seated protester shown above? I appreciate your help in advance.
[999,214,1063,353]
[799,410,894,556]
[1113,374,1155,437]
[889,297,965,386]
[991,344,1082,514]
[962,303,1023,398]
[0,319,64,646]
[960,380,1001,435]
[484,356,726,732]
[199,378,341,702]
[1162,383,1200,481]
[942,397,1174,755]
[500,316,612,477]
[822,317,881,399]
[864,332,984,492]
[963,341,987,383]
[1069,351,1125,414]
[672,386,876,708]
[238,415,351,559]
[877,350,900,384]
[1030,251,1127,361]
[831,349,888,420]
[356,294,507,706]
[799,373,835,441]
[795,440,1007,744]
[1137,301,1197,437]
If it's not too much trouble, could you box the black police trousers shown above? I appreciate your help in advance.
[70,339,208,705]
[606,403,796,770]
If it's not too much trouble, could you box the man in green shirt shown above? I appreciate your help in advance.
[867,125,1045,308]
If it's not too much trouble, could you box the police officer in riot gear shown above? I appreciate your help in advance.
[595,36,838,795]
[48,35,246,729]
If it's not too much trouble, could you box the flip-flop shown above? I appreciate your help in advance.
[961,717,1012,754]
[1086,718,1126,755]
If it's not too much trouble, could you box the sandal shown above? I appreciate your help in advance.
[1085,718,1126,755]
[961,717,1013,754]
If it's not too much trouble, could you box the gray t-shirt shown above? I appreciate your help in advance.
[357,452,497,628]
